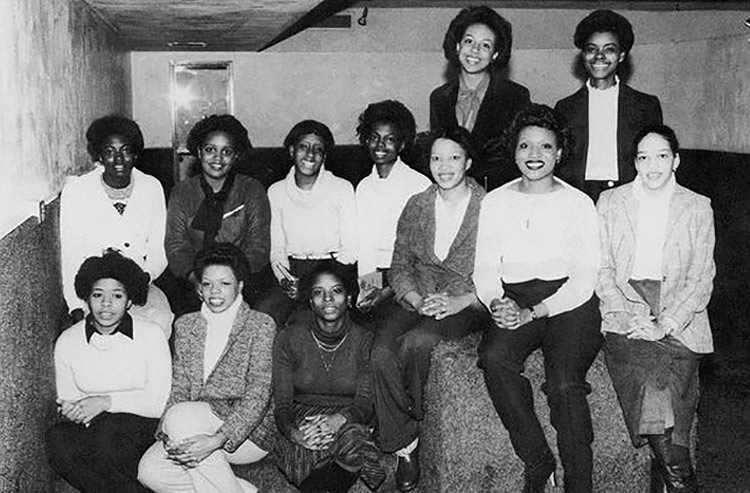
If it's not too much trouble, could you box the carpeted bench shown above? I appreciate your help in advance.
[419,333,652,493]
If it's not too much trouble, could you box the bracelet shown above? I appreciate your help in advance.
[529,306,538,320]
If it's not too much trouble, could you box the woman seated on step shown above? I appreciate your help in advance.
[272,262,385,493]
[47,250,171,493]
[138,243,276,493]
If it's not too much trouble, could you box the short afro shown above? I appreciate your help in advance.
[574,9,634,53]
[86,115,144,160]
[426,126,477,163]
[442,6,513,71]
[356,100,417,148]
[193,242,251,285]
[74,250,150,305]
[186,114,252,158]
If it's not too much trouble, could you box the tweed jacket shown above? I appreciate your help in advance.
[554,83,662,191]
[389,179,486,307]
[165,302,276,452]
[596,182,715,354]
[430,75,530,183]
[166,173,271,279]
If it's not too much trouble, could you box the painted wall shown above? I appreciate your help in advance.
[0,0,129,237]
[131,8,750,153]
[0,0,128,490]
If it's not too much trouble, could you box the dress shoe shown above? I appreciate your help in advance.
[522,449,556,493]
[396,446,420,492]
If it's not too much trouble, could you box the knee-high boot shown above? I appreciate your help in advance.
[646,431,698,493]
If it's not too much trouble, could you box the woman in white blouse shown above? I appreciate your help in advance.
[473,104,601,493]
[256,120,357,328]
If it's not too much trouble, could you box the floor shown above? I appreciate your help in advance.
[697,326,750,493]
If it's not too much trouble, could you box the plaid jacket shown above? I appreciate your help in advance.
[596,182,715,353]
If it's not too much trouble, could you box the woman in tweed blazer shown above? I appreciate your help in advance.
[370,127,487,492]
[596,124,714,493]
[139,243,276,493]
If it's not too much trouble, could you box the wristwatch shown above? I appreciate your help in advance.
[529,306,538,320]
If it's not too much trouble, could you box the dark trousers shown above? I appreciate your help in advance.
[46,412,159,493]
[370,304,487,452]
[477,279,602,493]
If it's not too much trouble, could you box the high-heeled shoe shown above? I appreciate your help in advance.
[522,450,556,493]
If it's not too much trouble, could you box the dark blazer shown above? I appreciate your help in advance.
[430,75,530,188]
[165,302,276,452]
[554,83,662,192]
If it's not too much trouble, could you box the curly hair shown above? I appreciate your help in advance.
[573,9,634,53]
[633,123,679,156]
[502,104,572,170]
[442,6,513,71]
[356,100,417,148]
[299,261,357,303]
[86,115,144,160]
[282,120,335,155]
[425,126,477,163]
[193,242,251,285]
[74,250,150,305]
[186,114,252,158]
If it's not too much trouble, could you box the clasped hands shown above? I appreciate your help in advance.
[410,292,468,320]
[58,395,111,426]
[626,315,670,341]
[291,413,346,451]
[489,298,534,330]
[163,432,227,469]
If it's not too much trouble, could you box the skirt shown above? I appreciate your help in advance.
[273,401,385,490]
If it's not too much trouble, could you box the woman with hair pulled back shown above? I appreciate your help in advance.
[166,114,271,315]
[597,124,714,492]
[47,250,171,493]
[138,242,275,493]
[430,5,530,190]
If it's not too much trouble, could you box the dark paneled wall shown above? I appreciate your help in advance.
[0,199,64,492]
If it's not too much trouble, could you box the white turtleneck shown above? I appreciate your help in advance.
[201,295,243,382]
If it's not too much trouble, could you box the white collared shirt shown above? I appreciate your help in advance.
[585,78,620,181]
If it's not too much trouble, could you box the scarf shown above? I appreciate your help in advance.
[455,74,490,132]
[192,172,236,248]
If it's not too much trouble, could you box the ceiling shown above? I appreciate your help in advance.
[83,0,749,52]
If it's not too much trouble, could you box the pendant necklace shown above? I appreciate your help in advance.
[309,329,348,372]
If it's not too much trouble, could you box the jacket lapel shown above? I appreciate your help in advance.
[204,303,248,386]
[662,185,688,262]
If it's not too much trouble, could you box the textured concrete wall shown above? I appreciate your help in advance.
[0,0,129,237]
[131,9,750,153]
[0,0,127,490]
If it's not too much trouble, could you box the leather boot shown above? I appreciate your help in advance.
[522,449,556,493]
[646,433,698,493]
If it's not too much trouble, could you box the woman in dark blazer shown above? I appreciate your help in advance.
[430,5,530,190]
[554,9,662,202]
[138,243,276,493]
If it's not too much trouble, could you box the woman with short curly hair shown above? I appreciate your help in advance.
[430,5,530,190]
[60,115,172,337]
[165,114,271,315]
[47,250,172,493]
[474,104,601,492]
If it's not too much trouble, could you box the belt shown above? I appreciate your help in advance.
[289,253,337,261]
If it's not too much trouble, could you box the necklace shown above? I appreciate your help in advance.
[309,329,348,372]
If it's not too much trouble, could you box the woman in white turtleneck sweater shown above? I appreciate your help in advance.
[596,125,714,492]
[255,120,357,329]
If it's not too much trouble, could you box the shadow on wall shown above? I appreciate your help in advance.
[0,198,65,492]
